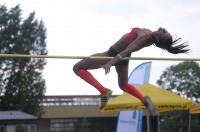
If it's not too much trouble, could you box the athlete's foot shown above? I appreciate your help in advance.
[143,96,157,116]
[99,88,113,110]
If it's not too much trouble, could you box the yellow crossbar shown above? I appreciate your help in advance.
[0,54,199,61]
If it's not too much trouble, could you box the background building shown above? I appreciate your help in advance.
[39,95,118,132]
[0,95,157,132]
[0,111,38,132]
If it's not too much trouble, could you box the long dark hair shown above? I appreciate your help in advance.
[154,36,190,54]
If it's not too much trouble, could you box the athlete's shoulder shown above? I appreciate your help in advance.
[130,27,141,30]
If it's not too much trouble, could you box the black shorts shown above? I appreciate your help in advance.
[107,47,131,66]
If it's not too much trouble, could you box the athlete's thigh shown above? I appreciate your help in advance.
[115,63,129,88]
[74,51,110,70]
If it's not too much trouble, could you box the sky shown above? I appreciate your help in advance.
[1,0,200,95]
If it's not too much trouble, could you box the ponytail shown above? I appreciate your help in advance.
[155,36,190,54]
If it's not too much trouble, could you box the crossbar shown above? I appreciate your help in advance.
[0,54,199,61]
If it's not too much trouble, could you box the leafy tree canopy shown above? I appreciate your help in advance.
[157,61,200,102]
[0,4,47,117]
[157,61,200,132]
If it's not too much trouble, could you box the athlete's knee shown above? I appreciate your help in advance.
[73,63,81,74]
[119,83,128,90]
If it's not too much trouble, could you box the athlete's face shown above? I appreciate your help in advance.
[153,27,172,45]
[157,27,171,41]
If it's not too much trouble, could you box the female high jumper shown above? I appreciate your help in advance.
[73,27,190,116]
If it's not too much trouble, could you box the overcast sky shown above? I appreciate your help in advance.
[1,0,200,95]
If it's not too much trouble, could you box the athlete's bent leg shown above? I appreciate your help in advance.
[73,51,113,109]
[115,64,157,116]
[115,63,144,100]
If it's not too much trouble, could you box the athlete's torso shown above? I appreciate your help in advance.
[111,28,153,52]
[126,28,152,45]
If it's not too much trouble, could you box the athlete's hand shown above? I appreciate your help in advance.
[100,63,112,74]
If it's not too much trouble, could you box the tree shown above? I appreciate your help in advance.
[0,5,47,117]
[157,61,200,132]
